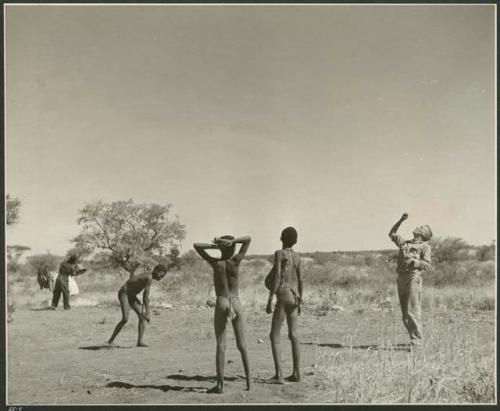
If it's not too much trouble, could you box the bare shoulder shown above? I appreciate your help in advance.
[290,250,301,266]
[130,272,152,284]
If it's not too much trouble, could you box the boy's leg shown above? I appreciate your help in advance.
[208,297,228,394]
[406,276,423,345]
[51,280,62,308]
[269,298,286,383]
[129,297,147,347]
[231,298,251,390]
[108,291,130,345]
[285,303,300,382]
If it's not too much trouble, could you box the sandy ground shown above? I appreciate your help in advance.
[7,303,495,405]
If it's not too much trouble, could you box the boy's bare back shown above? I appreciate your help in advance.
[212,258,240,297]
[123,272,152,296]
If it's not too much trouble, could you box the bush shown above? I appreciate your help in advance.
[430,237,470,263]
[26,254,64,272]
[426,260,495,288]
[476,243,495,262]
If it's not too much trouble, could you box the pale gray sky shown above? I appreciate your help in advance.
[5,4,496,256]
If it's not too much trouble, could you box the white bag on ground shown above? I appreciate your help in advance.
[49,271,58,291]
[68,276,80,296]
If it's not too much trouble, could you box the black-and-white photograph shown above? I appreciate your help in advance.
[4,2,496,405]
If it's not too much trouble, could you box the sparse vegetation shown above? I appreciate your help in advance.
[73,199,186,275]
[6,193,21,226]
[7,235,495,403]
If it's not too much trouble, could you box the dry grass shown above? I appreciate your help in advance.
[6,251,496,404]
[308,311,495,403]
[8,253,495,313]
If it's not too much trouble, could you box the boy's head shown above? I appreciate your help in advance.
[413,225,433,241]
[67,255,78,264]
[280,226,298,248]
[219,235,236,260]
[152,264,168,280]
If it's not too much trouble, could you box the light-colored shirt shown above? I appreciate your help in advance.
[390,233,431,275]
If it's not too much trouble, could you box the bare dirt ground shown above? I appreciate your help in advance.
[7,304,495,405]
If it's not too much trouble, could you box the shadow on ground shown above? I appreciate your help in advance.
[301,342,411,351]
[106,381,206,393]
[29,307,54,311]
[166,374,243,382]
[79,345,131,351]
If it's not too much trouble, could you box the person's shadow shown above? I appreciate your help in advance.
[106,381,205,393]
[79,345,131,351]
[301,342,411,351]
[30,307,54,311]
[166,374,243,382]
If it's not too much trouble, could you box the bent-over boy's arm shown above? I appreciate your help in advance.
[232,236,252,264]
[193,243,218,264]
[142,279,152,322]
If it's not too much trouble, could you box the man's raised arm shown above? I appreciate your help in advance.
[231,236,252,263]
[389,213,408,247]
[193,242,218,264]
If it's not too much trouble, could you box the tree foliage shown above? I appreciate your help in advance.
[73,199,186,274]
[429,237,470,263]
[26,253,63,272]
[6,194,21,226]
[476,241,495,262]
[6,245,31,272]
[65,245,93,261]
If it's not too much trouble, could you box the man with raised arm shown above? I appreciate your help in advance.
[389,213,432,348]
[193,235,252,394]
[108,264,168,347]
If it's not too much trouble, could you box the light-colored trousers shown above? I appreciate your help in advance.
[397,273,423,345]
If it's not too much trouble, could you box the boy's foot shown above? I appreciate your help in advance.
[267,375,284,384]
[50,306,56,310]
[137,342,149,347]
[107,341,117,347]
[245,380,252,391]
[207,385,223,394]
[285,375,301,382]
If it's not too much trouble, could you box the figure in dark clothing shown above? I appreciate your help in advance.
[51,255,86,310]
[37,263,51,290]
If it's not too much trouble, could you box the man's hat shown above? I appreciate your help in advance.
[413,225,433,241]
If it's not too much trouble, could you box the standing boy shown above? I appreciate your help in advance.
[389,213,432,347]
[266,227,303,383]
[194,235,252,394]
[108,264,168,347]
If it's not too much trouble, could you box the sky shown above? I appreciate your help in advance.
[5,4,496,257]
